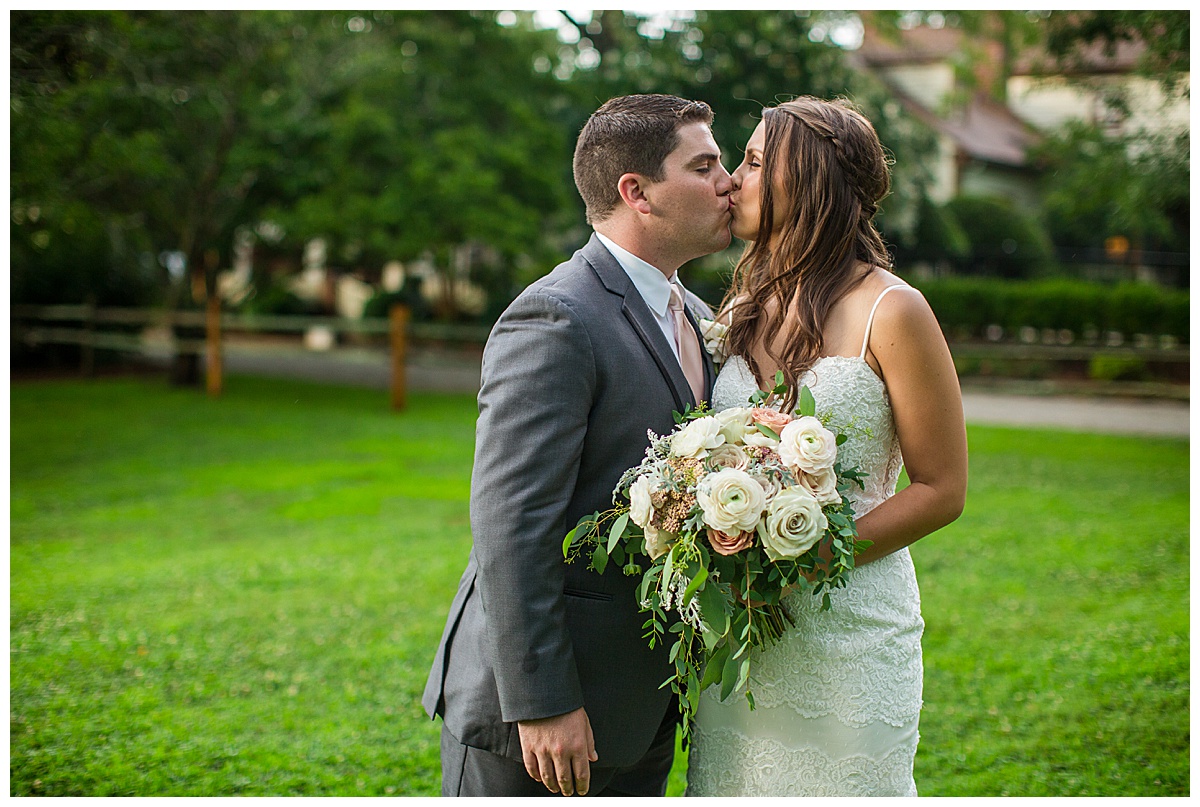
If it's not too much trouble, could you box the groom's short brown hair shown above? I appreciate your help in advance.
[573,94,714,225]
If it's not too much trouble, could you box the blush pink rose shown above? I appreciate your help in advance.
[750,407,794,435]
[707,527,754,556]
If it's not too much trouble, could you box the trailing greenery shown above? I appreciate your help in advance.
[912,276,1189,342]
[10,377,1188,796]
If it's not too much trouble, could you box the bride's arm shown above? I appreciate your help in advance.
[852,287,967,566]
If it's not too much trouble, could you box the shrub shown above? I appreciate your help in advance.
[1088,353,1149,382]
[912,277,1189,343]
[945,195,1057,279]
[905,196,971,267]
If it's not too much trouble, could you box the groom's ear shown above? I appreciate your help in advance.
[617,173,653,215]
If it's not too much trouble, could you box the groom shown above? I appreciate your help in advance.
[422,94,732,797]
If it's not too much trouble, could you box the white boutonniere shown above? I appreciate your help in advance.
[698,318,729,365]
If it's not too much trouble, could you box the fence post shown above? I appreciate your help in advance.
[389,303,410,411]
[81,296,96,377]
[206,292,223,398]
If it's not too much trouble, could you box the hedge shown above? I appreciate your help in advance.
[912,277,1189,343]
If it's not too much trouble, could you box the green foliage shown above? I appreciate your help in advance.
[9,380,1188,795]
[1042,10,1190,96]
[943,195,1057,279]
[914,277,1189,341]
[1035,122,1189,253]
[899,196,972,268]
[1087,353,1148,382]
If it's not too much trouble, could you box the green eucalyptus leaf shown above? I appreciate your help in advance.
[607,513,629,554]
[736,657,751,692]
[799,385,816,418]
[755,422,780,441]
[697,580,729,636]
[681,562,709,607]
[591,544,608,574]
[700,641,731,690]
[687,670,701,715]
[720,648,741,701]
[562,527,579,557]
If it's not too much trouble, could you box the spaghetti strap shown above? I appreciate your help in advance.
[859,285,912,359]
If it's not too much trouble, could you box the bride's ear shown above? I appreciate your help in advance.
[617,173,653,215]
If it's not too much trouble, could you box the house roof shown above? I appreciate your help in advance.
[855,16,1148,76]
[851,21,1045,168]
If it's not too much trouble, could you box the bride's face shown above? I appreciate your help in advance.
[730,121,767,242]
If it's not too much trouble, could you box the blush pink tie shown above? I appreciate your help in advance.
[668,283,706,404]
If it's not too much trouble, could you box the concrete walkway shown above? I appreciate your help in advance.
[192,340,1189,439]
[960,391,1189,437]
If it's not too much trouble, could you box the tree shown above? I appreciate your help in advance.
[262,11,575,319]
[1035,123,1189,254]
[12,11,316,309]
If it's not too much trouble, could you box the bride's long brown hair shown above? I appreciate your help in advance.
[721,96,893,411]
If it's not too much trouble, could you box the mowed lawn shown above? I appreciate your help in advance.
[10,376,1189,796]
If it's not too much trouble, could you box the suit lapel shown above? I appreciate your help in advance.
[582,236,695,413]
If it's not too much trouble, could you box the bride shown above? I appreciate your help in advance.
[686,97,968,796]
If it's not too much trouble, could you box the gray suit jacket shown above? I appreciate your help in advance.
[422,234,715,768]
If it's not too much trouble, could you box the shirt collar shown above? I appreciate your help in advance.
[594,232,677,318]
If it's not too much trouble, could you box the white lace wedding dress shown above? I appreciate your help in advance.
[687,286,925,797]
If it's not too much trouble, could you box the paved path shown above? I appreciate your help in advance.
[960,391,1189,437]
[171,341,1189,438]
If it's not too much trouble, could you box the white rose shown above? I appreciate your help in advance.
[699,318,729,364]
[707,443,749,472]
[713,407,752,445]
[671,416,725,459]
[762,486,828,561]
[643,524,675,561]
[778,416,837,473]
[628,473,660,529]
[797,465,841,506]
[696,467,766,535]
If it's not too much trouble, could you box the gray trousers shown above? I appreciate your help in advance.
[439,705,678,797]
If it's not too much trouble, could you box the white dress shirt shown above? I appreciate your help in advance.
[595,232,690,364]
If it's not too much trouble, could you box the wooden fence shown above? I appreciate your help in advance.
[11,304,491,411]
[12,304,1190,406]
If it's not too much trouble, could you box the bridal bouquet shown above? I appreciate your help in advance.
[563,373,871,733]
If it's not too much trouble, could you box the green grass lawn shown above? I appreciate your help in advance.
[10,376,1189,796]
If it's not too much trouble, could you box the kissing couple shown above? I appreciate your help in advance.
[423,93,967,797]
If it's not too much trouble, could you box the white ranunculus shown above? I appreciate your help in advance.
[762,486,828,561]
[778,416,837,473]
[713,407,752,445]
[628,473,660,529]
[696,467,766,535]
[670,416,725,459]
[741,429,779,448]
[643,524,675,560]
[798,465,841,506]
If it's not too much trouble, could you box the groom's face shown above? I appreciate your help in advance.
[643,121,733,260]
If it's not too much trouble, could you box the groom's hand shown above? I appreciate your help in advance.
[517,706,598,796]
